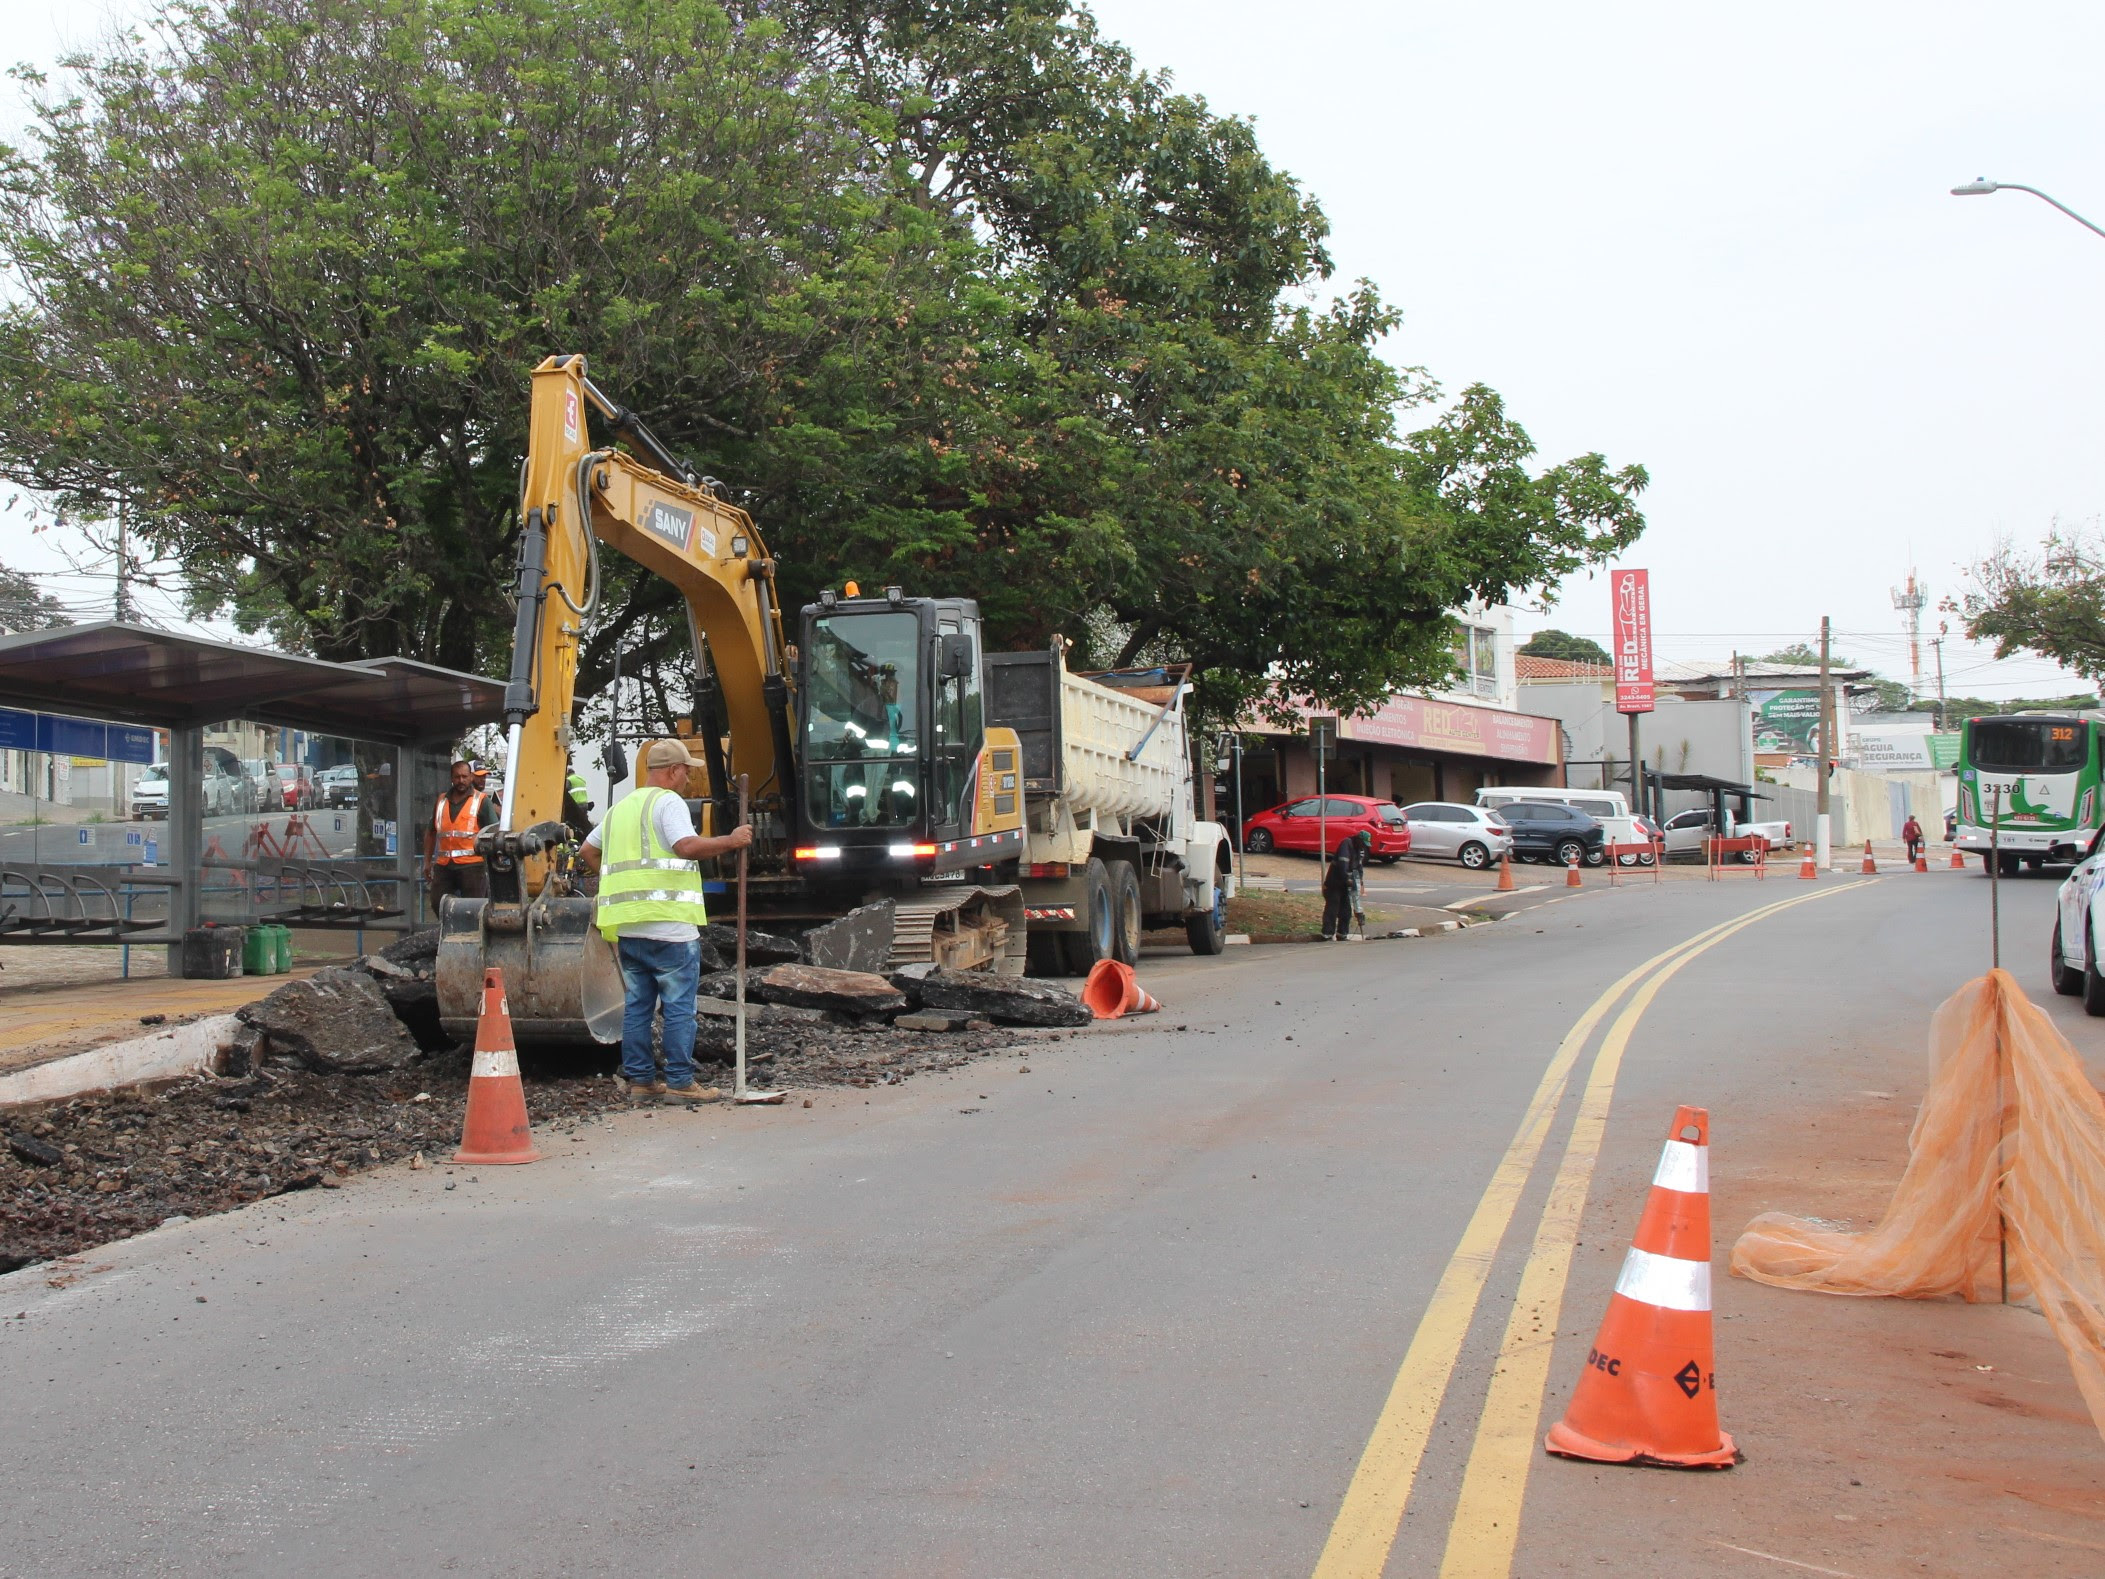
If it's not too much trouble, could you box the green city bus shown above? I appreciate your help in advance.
[1954,711,2105,873]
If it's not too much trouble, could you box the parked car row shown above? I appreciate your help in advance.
[130,754,344,819]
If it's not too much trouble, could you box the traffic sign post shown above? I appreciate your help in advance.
[1311,715,1338,859]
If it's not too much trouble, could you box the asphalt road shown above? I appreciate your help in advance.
[3,866,2098,1576]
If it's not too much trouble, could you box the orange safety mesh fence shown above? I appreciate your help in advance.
[1730,970,2105,1443]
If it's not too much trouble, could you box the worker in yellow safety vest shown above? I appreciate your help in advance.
[421,758,497,917]
[576,739,753,1103]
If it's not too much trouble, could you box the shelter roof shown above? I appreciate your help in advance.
[0,621,504,745]
[1516,655,1611,682]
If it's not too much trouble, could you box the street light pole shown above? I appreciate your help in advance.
[1950,178,2105,240]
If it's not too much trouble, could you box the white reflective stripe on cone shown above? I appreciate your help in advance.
[1614,1245,1712,1312]
[471,1046,521,1079]
[1653,1139,1710,1194]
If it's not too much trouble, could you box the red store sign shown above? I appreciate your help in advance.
[1269,693,1561,764]
[1612,568,1655,715]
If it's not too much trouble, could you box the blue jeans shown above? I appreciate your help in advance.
[616,936,701,1089]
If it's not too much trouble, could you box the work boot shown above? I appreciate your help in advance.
[663,1084,722,1106]
[615,1073,666,1103]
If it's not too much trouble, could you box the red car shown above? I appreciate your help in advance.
[1241,795,1412,861]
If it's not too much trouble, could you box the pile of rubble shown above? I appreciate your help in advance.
[1,927,1093,1271]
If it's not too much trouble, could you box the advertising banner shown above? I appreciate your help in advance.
[1611,569,1654,714]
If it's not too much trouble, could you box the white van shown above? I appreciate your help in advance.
[1476,788,1651,867]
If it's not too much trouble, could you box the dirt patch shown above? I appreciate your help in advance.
[1226,888,1401,943]
[0,1018,1034,1273]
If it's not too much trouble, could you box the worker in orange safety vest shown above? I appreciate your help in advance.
[421,758,498,917]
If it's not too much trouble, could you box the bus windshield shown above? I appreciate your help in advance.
[1968,719,2090,774]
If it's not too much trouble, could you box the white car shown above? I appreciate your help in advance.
[2051,828,2105,1011]
[1396,802,1514,870]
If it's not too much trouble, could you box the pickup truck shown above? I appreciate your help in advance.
[1660,808,1792,862]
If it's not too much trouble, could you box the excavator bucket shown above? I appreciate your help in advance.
[435,895,625,1046]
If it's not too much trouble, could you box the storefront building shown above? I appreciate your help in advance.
[1226,691,1564,818]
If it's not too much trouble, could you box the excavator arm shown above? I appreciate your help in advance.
[496,354,792,852]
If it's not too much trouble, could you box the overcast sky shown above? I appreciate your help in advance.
[7,1,2103,700]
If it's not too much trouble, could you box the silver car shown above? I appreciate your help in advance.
[1397,802,1514,870]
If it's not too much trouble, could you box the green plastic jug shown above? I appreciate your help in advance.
[270,924,293,974]
[240,926,271,976]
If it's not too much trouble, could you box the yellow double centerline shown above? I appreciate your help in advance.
[1312,881,1874,1579]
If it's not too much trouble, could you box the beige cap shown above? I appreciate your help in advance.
[645,738,704,770]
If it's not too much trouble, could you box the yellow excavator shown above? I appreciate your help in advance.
[434,356,1030,1044]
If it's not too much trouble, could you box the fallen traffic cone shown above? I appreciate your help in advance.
[1949,847,1966,870]
[1546,1105,1737,1469]
[452,967,542,1165]
[1565,850,1583,888]
[1861,841,1878,874]
[1495,851,1517,892]
[1080,958,1163,1020]
[1797,843,1818,880]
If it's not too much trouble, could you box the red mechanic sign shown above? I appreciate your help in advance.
[1612,568,1655,714]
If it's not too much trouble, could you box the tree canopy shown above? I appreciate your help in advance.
[0,562,70,633]
[0,0,1647,722]
[1518,628,1610,665]
[1956,529,2105,684]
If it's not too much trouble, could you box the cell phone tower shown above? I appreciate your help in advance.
[1892,572,1926,696]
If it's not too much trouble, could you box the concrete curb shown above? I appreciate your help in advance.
[0,1014,234,1110]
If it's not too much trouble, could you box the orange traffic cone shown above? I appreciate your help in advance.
[1949,846,1966,870]
[1797,843,1818,880]
[1080,958,1163,1020]
[452,968,541,1165]
[1860,841,1878,874]
[1495,851,1516,892]
[1914,850,1929,873]
[1546,1105,1736,1469]
[1565,850,1583,888]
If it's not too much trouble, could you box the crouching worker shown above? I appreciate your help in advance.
[575,739,754,1103]
[1322,830,1368,941]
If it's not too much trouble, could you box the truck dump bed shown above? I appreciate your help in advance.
[985,647,1189,825]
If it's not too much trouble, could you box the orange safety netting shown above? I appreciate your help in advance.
[1730,969,2105,1444]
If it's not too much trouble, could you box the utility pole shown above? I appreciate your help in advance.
[114,502,133,623]
[1816,616,1834,871]
[1932,629,1948,733]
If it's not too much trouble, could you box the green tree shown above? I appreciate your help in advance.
[0,0,1647,728]
[1519,628,1611,665]
[0,561,70,633]
[1956,529,2105,682]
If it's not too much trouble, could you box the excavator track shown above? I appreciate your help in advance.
[886,885,1028,976]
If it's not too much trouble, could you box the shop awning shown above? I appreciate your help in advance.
[0,621,505,746]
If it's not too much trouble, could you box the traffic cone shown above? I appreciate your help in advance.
[452,968,542,1165]
[1080,958,1163,1019]
[1797,843,1818,880]
[1949,847,1966,870]
[1545,1105,1737,1469]
[1565,850,1583,888]
[1914,850,1929,873]
[1860,841,1878,874]
[1495,851,1517,892]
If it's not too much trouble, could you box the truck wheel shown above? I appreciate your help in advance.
[1072,857,1115,972]
[1110,861,1143,966]
[1187,887,1227,956]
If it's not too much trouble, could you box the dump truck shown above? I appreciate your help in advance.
[987,645,1234,974]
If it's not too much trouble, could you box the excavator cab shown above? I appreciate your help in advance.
[793,589,1023,880]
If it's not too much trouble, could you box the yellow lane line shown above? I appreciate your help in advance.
[1308,895,1831,1579]
[1435,881,1875,1578]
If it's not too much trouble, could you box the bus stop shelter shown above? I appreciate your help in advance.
[0,622,504,974]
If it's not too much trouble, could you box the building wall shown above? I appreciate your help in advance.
[1522,684,1753,791]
